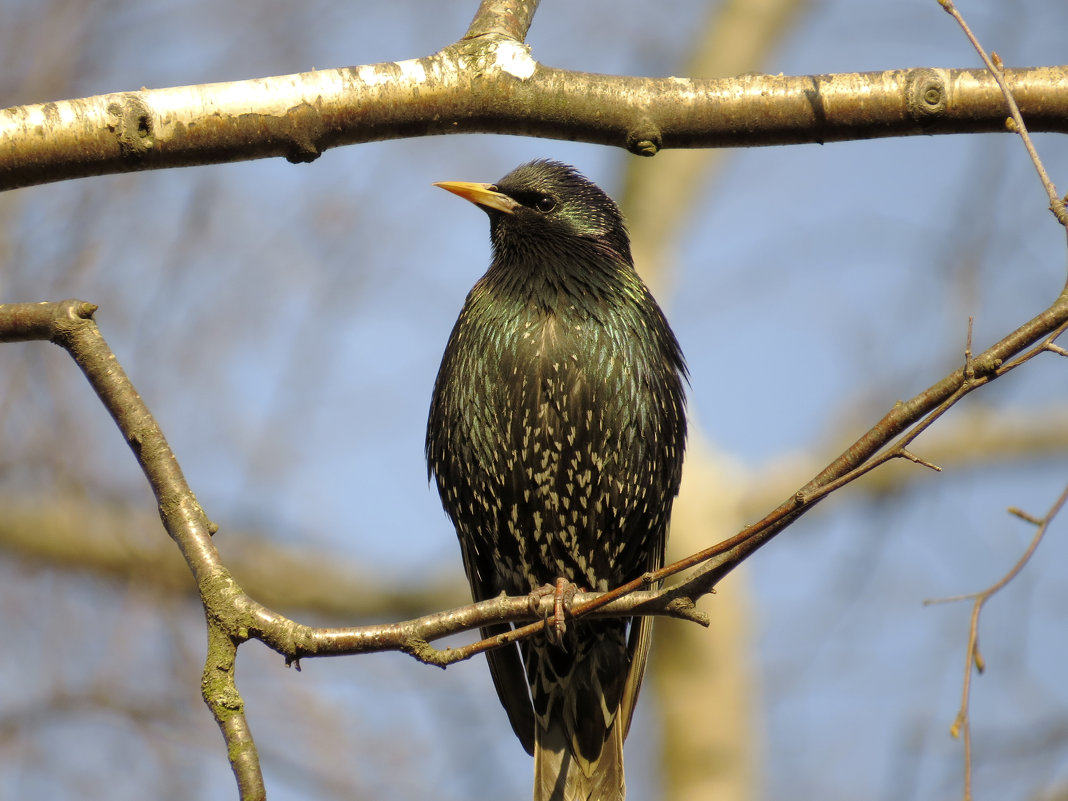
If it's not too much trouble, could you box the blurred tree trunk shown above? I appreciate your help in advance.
[623,1,806,798]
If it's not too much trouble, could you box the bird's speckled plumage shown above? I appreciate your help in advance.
[426,160,687,801]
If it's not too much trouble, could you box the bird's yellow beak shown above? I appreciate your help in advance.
[434,181,519,215]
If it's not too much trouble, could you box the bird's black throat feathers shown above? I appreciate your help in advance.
[485,160,637,318]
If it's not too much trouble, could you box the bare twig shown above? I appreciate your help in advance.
[939,0,1067,228]
[925,484,1068,801]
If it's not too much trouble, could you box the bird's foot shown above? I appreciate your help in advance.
[528,578,580,646]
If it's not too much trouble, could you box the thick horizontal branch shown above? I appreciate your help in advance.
[1,27,1066,190]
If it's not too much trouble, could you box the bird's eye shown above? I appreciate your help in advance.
[535,196,556,213]
[509,190,558,212]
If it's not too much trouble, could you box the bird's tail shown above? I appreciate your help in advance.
[533,711,625,801]
[528,621,634,801]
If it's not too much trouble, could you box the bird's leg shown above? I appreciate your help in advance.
[527,577,580,646]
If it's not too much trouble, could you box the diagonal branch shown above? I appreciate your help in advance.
[633,294,1068,607]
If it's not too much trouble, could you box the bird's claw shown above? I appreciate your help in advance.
[528,578,580,646]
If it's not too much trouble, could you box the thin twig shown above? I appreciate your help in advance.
[938,0,1067,227]
[928,483,1068,801]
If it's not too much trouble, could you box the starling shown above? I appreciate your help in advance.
[426,160,687,801]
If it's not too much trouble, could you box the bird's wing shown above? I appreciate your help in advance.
[620,530,665,738]
[482,623,537,755]
[456,526,537,755]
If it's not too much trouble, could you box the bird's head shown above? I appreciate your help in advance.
[435,160,632,271]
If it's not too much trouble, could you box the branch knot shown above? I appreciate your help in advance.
[905,68,947,123]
